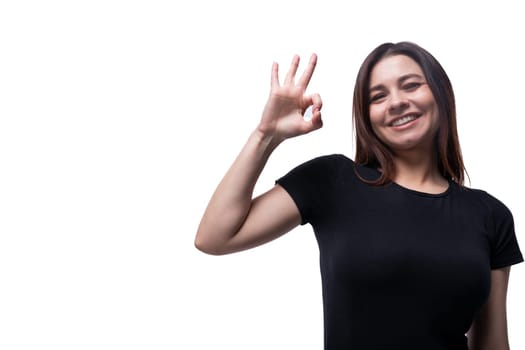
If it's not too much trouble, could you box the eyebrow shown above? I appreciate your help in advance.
[369,73,425,92]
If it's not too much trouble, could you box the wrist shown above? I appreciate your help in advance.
[251,128,282,154]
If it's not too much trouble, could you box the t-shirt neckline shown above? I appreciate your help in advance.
[389,180,453,198]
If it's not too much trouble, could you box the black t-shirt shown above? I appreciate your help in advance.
[276,154,523,350]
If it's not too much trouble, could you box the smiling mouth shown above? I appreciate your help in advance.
[389,113,422,127]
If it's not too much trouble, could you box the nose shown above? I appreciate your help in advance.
[388,91,409,114]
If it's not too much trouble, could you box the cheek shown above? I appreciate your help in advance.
[423,98,440,128]
[414,90,439,125]
[368,108,387,141]
[368,106,384,127]
[414,88,436,110]
[431,109,441,133]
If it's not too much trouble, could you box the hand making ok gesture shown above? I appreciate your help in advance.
[257,54,323,143]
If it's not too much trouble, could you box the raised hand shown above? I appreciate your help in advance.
[196,54,322,255]
[257,54,323,143]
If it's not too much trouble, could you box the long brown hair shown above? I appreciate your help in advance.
[352,41,466,186]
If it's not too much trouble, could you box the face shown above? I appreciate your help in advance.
[368,54,440,153]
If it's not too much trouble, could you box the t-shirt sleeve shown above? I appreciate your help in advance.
[484,193,524,269]
[275,154,343,225]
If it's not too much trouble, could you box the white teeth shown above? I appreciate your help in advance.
[391,114,418,126]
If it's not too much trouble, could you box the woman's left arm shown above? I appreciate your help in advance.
[467,267,511,350]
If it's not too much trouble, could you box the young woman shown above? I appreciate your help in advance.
[195,42,523,349]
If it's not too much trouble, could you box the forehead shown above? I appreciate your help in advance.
[369,55,424,86]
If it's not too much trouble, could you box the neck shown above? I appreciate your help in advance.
[391,148,448,193]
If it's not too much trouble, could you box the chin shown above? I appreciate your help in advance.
[383,129,437,152]
[384,136,433,153]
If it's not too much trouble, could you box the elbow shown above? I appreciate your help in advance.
[194,234,217,255]
[194,230,229,256]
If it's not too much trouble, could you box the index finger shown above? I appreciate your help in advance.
[297,53,318,89]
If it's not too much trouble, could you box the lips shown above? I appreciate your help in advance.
[389,113,422,127]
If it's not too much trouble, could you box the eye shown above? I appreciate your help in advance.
[403,82,423,91]
[369,93,386,103]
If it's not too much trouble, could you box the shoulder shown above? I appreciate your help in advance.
[283,153,353,177]
[282,154,385,187]
[278,153,383,190]
[276,154,355,194]
[301,153,353,167]
[460,186,512,214]
[454,185,514,225]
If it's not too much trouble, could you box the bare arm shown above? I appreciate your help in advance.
[195,54,323,255]
[467,267,511,350]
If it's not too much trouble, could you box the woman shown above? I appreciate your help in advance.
[195,42,523,349]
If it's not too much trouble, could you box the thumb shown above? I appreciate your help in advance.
[300,113,323,135]
[304,93,323,131]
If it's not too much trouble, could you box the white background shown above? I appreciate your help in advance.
[1,0,524,349]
